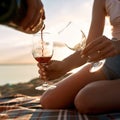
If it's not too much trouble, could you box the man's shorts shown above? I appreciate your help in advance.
[102,55,120,80]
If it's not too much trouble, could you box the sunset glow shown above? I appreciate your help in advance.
[0,0,112,64]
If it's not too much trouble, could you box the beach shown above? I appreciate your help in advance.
[0,64,40,96]
[0,64,39,86]
[0,69,71,97]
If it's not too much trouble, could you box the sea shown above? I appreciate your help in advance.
[0,64,39,86]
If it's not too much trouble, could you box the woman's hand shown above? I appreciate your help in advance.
[37,60,68,81]
[20,0,45,33]
[82,36,120,62]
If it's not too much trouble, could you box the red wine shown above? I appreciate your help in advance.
[41,24,45,57]
[35,56,52,63]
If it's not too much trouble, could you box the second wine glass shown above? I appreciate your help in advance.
[58,21,106,73]
[32,32,56,91]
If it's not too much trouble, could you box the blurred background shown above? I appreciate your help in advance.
[0,0,112,86]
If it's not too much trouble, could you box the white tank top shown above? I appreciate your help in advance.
[105,0,120,39]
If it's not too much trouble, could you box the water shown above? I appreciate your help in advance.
[0,64,39,86]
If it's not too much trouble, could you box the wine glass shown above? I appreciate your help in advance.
[32,32,56,91]
[58,21,106,72]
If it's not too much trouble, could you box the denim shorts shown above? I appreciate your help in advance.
[102,55,120,80]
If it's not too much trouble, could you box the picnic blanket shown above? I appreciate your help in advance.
[0,94,120,120]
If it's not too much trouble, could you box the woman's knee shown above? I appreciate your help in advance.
[40,90,58,109]
[40,93,52,109]
[74,81,106,114]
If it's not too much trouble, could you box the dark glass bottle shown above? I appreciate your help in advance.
[0,0,36,33]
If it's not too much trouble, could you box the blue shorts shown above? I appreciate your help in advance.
[102,55,120,80]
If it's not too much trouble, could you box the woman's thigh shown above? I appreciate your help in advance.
[75,79,120,114]
[40,64,107,109]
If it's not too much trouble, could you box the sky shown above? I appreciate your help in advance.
[0,0,112,64]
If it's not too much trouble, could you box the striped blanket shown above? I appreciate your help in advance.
[0,94,120,120]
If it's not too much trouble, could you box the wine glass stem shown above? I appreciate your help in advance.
[41,62,48,80]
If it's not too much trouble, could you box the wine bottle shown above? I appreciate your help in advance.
[0,0,43,34]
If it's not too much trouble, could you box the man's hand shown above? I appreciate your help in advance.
[21,0,45,33]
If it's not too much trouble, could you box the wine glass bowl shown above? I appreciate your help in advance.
[58,22,86,51]
[32,34,53,63]
[89,59,106,72]
[64,30,86,51]
[32,33,56,91]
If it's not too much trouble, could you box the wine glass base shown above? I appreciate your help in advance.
[35,84,56,91]
[89,59,106,73]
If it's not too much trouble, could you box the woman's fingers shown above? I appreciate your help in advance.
[82,36,119,62]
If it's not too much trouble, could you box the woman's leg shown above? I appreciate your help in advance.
[74,79,120,114]
[40,64,107,109]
